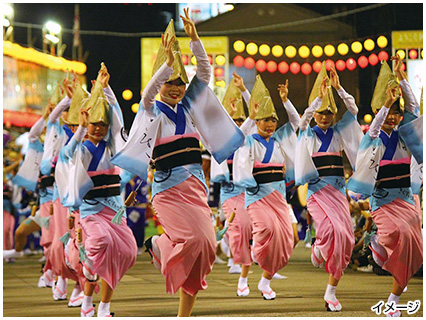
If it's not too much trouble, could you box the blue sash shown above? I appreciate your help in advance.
[84,140,107,171]
[253,134,274,163]
[379,130,399,161]
[313,126,333,152]
[63,125,74,145]
[227,153,234,161]
[156,101,186,135]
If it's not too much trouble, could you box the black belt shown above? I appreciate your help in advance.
[151,137,202,171]
[376,163,410,189]
[84,174,121,200]
[227,161,233,181]
[252,166,285,184]
[312,155,344,177]
[38,175,55,189]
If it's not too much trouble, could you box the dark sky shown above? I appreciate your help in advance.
[10,3,423,128]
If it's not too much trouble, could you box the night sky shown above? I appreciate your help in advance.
[9,3,423,129]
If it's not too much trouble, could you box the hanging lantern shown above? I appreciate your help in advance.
[325,59,335,71]
[131,103,139,114]
[244,57,255,69]
[298,45,310,59]
[337,43,349,56]
[312,61,322,73]
[233,40,245,53]
[259,44,271,56]
[409,49,418,59]
[364,114,373,124]
[312,45,323,58]
[266,61,277,73]
[290,62,300,74]
[233,56,244,68]
[215,55,226,66]
[335,60,346,71]
[278,61,289,74]
[357,56,368,68]
[378,51,389,62]
[377,36,388,48]
[182,55,189,65]
[285,45,297,58]
[351,41,363,54]
[396,49,406,60]
[246,42,258,55]
[346,58,357,71]
[256,59,267,72]
[324,44,335,57]
[122,89,133,101]
[301,63,312,75]
[364,39,375,51]
[214,67,224,77]
[368,53,379,66]
[272,45,283,57]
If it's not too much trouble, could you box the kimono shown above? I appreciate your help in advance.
[112,40,244,295]
[347,79,422,288]
[295,87,363,280]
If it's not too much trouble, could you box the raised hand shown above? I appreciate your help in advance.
[42,103,55,120]
[232,72,246,91]
[79,105,91,128]
[329,66,341,90]
[229,98,237,117]
[162,33,176,67]
[318,76,327,99]
[391,55,407,81]
[249,102,259,120]
[180,7,199,41]
[384,84,399,108]
[278,80,289,103]
[98,64,110,89]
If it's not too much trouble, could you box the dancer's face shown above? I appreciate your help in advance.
[381,104,402,134]
[88,121,108,144]
[314,110,334,130]
[256,117,278,139]
[160,78,186,106]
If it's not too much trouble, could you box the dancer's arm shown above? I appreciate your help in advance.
[299,77,326,131]
[29,103,54,142]
[330,66,358,116]
[278,80,300,131]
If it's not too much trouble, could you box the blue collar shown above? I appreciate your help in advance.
[156,100,186,135]
[62,125,74,145]
[83,139,107,171]
[380,129,399,161]
[252,134,274,163]
[313,126,333,152]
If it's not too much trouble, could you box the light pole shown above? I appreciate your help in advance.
[2,3,14,42]
[43,21,63,56]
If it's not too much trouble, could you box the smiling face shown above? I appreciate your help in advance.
[381,103,402,134]
[160,78,186,106]
[313,110,334,130]
[88,121,109,144]
[256,117,278,138]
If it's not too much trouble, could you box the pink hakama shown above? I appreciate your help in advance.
[50,198,78,281]
[222,193,253,266]
[307,184,354,280]
[3,210,15,250]
[413,194,422,228]
[39,201,55,272]
[152,176,216,296]
[247,190,294,276]
[80,207,137,290]
[371,198,423,288]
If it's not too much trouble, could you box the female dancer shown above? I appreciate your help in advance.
[295,64,362,311]
[234,75,299,300]
[348,58,422,317]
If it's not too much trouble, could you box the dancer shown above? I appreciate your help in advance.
[233,75,299,300]
[295,63,363,311]
[111,9,244,316]
[61,64,137,317]
[347,58,422,317]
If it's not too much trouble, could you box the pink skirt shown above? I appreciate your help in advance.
[80,206,137,290]
[372,197,423,288]
[413,194,422,228]
[152,176,216,296]
[247,190,294,275]
[222,193,253,266]
[3,210,15,250]
[307,185,354,280]
[39,201,54,267]
[50,198,78,281]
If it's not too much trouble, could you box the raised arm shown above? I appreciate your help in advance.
[29,103,55,142]
[278,80,300,131]
[181,8,210,85]
[300,77,326,131]
[330,66,358,116]
[391,55,418,114]
[63,106,89,159]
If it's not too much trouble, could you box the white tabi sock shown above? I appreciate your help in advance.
[98,302,111,317]
[238,276,248,288]
[324,284,337,302]
[257,276,271,291]
[82,295,93,311]
[387,293,400,304]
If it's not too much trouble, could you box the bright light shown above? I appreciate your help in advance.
[298,45,310,59]
[3,18,10,27]
[364,39,375,51]
[285,45,297,58]
[246,42,258,55]
[233,40,245,53]
[396,49,406,60]
[259,44,270,57]
[224,4,234,11]
[337,43,349,56]
[2,4,14,17]
[324,44,335,57]
[215,55,226,66]
[312,45,323,58]
[351,41,363,54]
[45,21,61,34]
[45,34,59,44]
[271,45,283,58]
[122,89,133,101]
[131,103,139,114]
[377,36,388,48]
[15,85,20,92]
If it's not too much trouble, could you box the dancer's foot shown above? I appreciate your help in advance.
[272,272,287,280]
[237,276,249,297]
[3,249,24,260]
[229,264,242,274]
[311,244,325,268]
[258,277,276,300]
[324,284,342,312]
[68,285,84,307]
[144,236,161,271]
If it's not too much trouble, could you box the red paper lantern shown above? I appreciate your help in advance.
[335,60,346,72]
[368,53,379,66]
[358,56,368,68]
[346,58,357,71]
[290,62,300,74]
[266,61,278,73]
[244,57,255,69]
[208,55,213,65]
[182,55,189,65]
[401,62,406,71]
[325,59,335,71]
[409,49,418,59]
[233,55,244,68]
[378,51,389,62]
[312,61,322,73]
[214,67,224,77]
[301,63,312,75]
[256,59,267,72]
[278,61,289,74]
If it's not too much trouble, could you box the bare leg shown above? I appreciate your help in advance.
[241,264,250,278]
[15,219,40,252]
[84,281,96,296]
[178,288,197,317]
[292,223,299,248]
[328,274,339,286]
[101,279,114,303]
[391,278,404,296]
[262,271,273,280]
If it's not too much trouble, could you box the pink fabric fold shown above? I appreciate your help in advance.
[372,197,423,288]
[3,210,15,250]
[152,176,216,296]
[87,167,120,177]
[254,162,283,168]
[155,132,200,147]
[413,194,422,228]
[312,151,341,158]
[379,157,411,166]
[40,201,54,272]
[222,193,253,266]
[80,207,137,290]
[247,190,294,275]
[307,185,354,280]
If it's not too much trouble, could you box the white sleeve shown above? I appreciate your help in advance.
[49,96,72,123]
[191,40,211,85]
[239,118,256,136]
[399,79,418,114]
[337,86,358,116]
[28,117,46,143]
[141,62,173,110]
[300,97,322,131]
[368,106,389,139]
[283,99,300,131]
[241,89,251,105]
[103,85,118,106]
